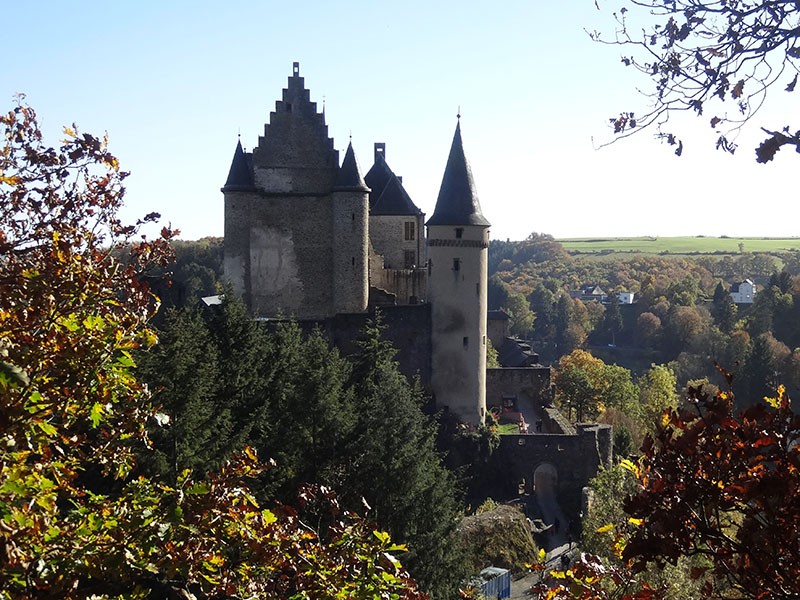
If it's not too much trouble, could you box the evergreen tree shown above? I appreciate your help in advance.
[737,334,778,408]
[345,316,467,598]
[138,294,274,480]
[251,322,356,502]
[712,281,738,334]
[137,307,224,481]
[602,292,623,345]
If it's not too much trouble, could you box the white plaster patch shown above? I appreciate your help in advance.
[250,226,303,311]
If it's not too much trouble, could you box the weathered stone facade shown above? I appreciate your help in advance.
[222,63,612,520]
[223,63,492,425]
[223,63,369,320]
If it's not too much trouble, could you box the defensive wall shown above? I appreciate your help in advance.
[497,424,613,522]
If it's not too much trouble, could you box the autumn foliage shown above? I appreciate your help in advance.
[537,367,800,599]
[623,376,800,598]
[594,0,800,161]
[0,100,424,598]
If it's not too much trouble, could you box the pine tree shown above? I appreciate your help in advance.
[712,281,738,334]
[251,322,356,502]
[345,315,468,598]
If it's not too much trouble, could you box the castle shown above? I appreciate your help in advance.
[221,64,611,519]
[222,62,489,425]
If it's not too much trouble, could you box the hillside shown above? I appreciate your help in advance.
[558,236,800,256]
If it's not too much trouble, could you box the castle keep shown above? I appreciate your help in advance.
[222,63,611,525]
[223,62,490,425]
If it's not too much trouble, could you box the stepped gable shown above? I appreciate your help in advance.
[334,141,369,191]
[426,120,490,227]
[221,139,255,191]
[251,62,338,173]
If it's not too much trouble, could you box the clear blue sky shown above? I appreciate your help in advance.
[3,1,796,241]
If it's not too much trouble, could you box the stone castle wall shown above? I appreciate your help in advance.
[226,192,338,319]
[369,214,426,270]
[498,424,613,521]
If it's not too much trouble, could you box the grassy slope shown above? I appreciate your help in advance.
[558,236,800,255]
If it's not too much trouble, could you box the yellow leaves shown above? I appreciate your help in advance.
[661,411,671,428]
[628,517,644,526]
[612,534,627,558]
[596,523,615,534]
[373,529,391,544]
[620,458,641,478]
[0,172,22,186]
[764,384,786,409]
[262,509,277,526]
[63,125,76,138]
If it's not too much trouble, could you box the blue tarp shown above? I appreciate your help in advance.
[478,566,511,599]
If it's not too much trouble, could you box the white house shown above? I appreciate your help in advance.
[730,279,756,304]
[617,291,636,305]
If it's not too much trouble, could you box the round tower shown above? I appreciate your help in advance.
[426,119,490,426]
[332,141,369,314]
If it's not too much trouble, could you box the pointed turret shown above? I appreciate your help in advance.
[334,141,369,191]
[426,121,490,227]
[426,118,489,426]
[221,139,254,192]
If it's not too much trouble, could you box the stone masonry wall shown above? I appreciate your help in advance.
[497,424,613,521]
[244,193,334,319]
[369,214,425,270]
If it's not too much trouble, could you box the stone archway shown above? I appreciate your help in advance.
[533,462,558,497]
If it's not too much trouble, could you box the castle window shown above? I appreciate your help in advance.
[453,258,460,272]
[455,228,463,239]
[463,336,469,349]
[351,256,355,266]
[404,221,415,241]
[428,259,432,275]
[404,250,416,269]
[352,212,355,221]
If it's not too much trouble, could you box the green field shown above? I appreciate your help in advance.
[557,236,800,255]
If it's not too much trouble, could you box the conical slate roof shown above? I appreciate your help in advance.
[426,121,489,227]
[334,141,369,191]
[222,139,254,191]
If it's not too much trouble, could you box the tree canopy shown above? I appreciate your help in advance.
[594,0,800,161]
[0,101,425,598]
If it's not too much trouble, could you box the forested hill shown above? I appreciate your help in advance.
[488,233,800,399]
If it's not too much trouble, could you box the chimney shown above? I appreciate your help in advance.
[374,142,385,163]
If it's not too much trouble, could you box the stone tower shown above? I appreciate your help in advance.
[222,62,369,318]
[332,142,370,314]
[426,119,490,426]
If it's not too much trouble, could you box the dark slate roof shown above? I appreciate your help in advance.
[334,142,369,191]
[497,337,539,367]
[222,139,254,191]
[364,154,393,210]
[426,121,490,227]
[364,147,423,216]
[372,175,422,216]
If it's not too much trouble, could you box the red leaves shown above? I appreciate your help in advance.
[610,112,637,134]
[622,383,800,598]
[732,79,745,99]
